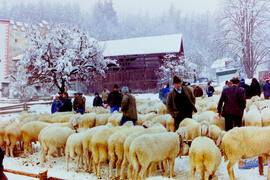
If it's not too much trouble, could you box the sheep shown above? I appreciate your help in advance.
[108,126,144,178]
[78,112,96,129]
[151,114,174,132]
[243,105,262,127]
[120,123,167,180]
[108,112,122,126]
[221,126,270,180]
[137,113,158,126]
[82,125,109,172]
[4,121,24,157]
[95,113,110,126]
[262,108,270,127]
[65,132,85,171]
[179,119,209,141]
[91,124,131,178]
[129,132,185,179]
[189,136,221,180]
[38,126,74,167]
[21,121,51,156]
[208,124,225,147]
[0,118,16,148]
[193,111,225,130]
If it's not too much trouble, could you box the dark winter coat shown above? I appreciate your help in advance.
[217,85,246,117]
[238,82,250,98]
[167,86,197,119]
[107,90,122,108]
[51,99,60,114]
[193,86,203,97]
[93,96,103,107]
[121,93,137,120]
[73,96,86,111]
[58,97,72,112]
[263,82,270,98]
[206,85,215,97]
[248,81,261,98]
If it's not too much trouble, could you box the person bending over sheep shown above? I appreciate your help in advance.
[119,86,137,126]
[167,75,197,131]
[217,77,246,131]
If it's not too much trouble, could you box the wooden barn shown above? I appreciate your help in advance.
[90,34,184,93]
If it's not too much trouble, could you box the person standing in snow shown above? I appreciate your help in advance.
[193,86,203,97]
[101,86,110,108]
[73,92,86,114]
[206,81,215,97]
[119,86,137,126]
[162,84,170,104]
[58,91,72,112]
[263,77,270,99]
[238,78,250,99]
[217,77,246,131]
[93,92,103,107]
[248,78,261,98]
[167,76,197,131]
[107,84,122,113]
[51,96,60,114]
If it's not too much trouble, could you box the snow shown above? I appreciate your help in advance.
[101,34,182,57]
[0,93,268,180]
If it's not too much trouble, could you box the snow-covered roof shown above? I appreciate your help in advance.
[12,54,23,61]
[211,58,232,69]
[101,34,182,57]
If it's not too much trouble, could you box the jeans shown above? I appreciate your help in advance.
[120,116,136,126]
[77,109,85,115]
[110,106,120,113]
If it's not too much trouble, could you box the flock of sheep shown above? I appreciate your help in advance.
[0,94,270,180]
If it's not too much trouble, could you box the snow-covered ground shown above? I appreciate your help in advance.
[0,93,268,180]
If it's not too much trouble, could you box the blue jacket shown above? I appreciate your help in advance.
[263,82,270,97]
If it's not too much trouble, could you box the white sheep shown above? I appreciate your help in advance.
[189,136,221,180]
[65,132,85,171]
[95,113,110,126]
[120,123,167,180]
[108,112,122,126]
[262,108,270,127]
[243,105,262,127]
[221,126,270,180]
[82,125,109,172]
[179,119,209,141]
[91,125,127,178]
[0,118,16,148]
[38,126,74,167]
[129,132,184,179]
[78,112,96,128]
[108,126,144,178]
[151,114,174,132]
[21,121,51,156]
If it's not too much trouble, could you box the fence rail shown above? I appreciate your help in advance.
[4,169,63,180]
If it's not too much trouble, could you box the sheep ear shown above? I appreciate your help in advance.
[216,134,222,146]
[198,125,202,137]
[208,126,211,137]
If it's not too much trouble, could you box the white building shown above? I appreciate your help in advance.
[211,58,238,85]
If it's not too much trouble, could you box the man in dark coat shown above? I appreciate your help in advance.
[120,86,137,126]
[167,76,197,131]
[107,84,122,113]
[93,92,103,107]
[73,92,86,114]
[217,77,246,131]
[58,91,72,112]
[238,78,250,99]
[248,78,261,98]
[193,86,203,97]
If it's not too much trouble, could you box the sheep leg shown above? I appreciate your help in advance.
[138,164,148,180]
[163,160,168,177]
[89,155,93,172]
[128,163,133,180]
[190,167,196,180]
[66,151,70,171]
[10,141,15,158]
[227,161,236,180]
[23,140,29,157]
[116,155,123,177]
[48,148,55,168]
[97,161,103,178]
[169,158,175,178]
[83,150,89,171]
[120,155,128,180]
[149,162,158,177]
[5,144,9,156]
[204,171,210,180]
[76,155,80,171]
[109,152,115,178]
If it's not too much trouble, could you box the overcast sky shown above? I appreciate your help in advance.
[72,0,221,17]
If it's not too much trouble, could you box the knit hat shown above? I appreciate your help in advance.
[241,78,245,82]
[121,86,129,93]
[173,76,182,84]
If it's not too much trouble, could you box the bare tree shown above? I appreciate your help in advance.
[217,0,270,78]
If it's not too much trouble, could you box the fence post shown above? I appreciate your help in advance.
[23,102,28,111]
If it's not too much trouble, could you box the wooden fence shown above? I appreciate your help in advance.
[4,169,63,180]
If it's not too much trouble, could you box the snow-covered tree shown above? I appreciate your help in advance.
[9,65,38,101]
[217,0,270,78]
[156,54,196,84]
[22,23,117,92]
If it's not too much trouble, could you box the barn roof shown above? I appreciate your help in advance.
[101,34,183,57]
